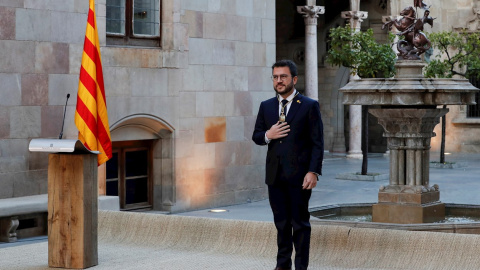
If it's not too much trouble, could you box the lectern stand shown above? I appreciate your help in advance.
[29,139,99,269]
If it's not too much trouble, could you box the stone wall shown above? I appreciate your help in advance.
[171,0,275,212]
[0,0,276,213]
[0,0,89,199]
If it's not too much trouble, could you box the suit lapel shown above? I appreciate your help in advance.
[267,98,280,124]
[286,94,303,123]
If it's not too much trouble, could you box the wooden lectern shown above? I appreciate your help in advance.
[29,139,99,269]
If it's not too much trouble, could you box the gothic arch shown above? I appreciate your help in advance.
[110,114,174,141]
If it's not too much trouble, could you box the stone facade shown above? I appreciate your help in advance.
[1,0,480,213]
[0,0,275,213]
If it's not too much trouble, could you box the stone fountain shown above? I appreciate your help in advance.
[339,2,479,224]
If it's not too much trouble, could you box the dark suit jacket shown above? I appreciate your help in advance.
[252,93,324,186]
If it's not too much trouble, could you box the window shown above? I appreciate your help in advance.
[106,140,153,210]
[467,76,480,118]
[106,0,161,47]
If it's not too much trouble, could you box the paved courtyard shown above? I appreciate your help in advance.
[177,152,480,222]
[2,151,480,250]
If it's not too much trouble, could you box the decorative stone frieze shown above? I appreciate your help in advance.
[454,6,480,31]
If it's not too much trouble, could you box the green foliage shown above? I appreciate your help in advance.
[326,25,397,78]
[425,31,480,79]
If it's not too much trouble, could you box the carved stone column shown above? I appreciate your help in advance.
[350,0,360,11]
[369,108,448,224]
[341,10,368,159]
[297,0,325,101]
[347,104,363,158]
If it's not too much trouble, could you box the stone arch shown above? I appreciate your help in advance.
[109,114,175,212]
[110,114,174,141]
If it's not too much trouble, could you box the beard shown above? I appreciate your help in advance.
[274,80,295,96]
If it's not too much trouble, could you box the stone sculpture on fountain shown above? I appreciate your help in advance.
[382,3,435,60]
[340,0,479,224]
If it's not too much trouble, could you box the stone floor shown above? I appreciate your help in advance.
[175,151,480,222]
[2,151,480,249]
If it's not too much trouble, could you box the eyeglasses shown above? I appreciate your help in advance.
[271,74,291,81]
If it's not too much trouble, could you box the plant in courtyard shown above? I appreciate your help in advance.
[425,31,480,79]
[425,31,480,163]
[326,25,397,78]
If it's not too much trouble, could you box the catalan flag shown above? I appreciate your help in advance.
[75,0,112,165]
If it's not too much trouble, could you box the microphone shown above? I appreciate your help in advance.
[58,94,70,139]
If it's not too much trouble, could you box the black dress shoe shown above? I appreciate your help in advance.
[274,267,291,270]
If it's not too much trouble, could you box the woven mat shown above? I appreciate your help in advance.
[2,210,480,269]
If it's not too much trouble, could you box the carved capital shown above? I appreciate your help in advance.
[369,109,447,137]
[341,11,368,30]
[341,10,368,22]
[297,5,325,25]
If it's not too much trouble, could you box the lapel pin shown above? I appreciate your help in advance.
[297,100,301,103]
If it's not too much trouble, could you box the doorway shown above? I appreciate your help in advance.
[106,140,154,210]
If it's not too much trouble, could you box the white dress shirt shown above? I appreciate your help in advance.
[263,90,319,179]
[265,90,297,143]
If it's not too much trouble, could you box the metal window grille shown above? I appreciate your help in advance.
[467,76,480,118]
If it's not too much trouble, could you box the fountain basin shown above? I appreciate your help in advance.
[340,61,478,106]
[340,78,478,106]
[311,203,480,234]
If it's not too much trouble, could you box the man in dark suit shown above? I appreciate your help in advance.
[252,60,324,270]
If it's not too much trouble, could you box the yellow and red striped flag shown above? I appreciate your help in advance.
[75,0,112,165]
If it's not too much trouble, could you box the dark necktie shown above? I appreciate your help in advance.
[281,99,288,116]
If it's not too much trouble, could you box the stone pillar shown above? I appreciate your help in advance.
[341,10,368,159]
[370,108,447,224]
[297,0,325,101]
[347,104,363,158]
[350,0,360,11]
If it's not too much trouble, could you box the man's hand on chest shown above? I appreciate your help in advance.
[266,122,290,141]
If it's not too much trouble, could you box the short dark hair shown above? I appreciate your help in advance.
[272,60,298,77]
